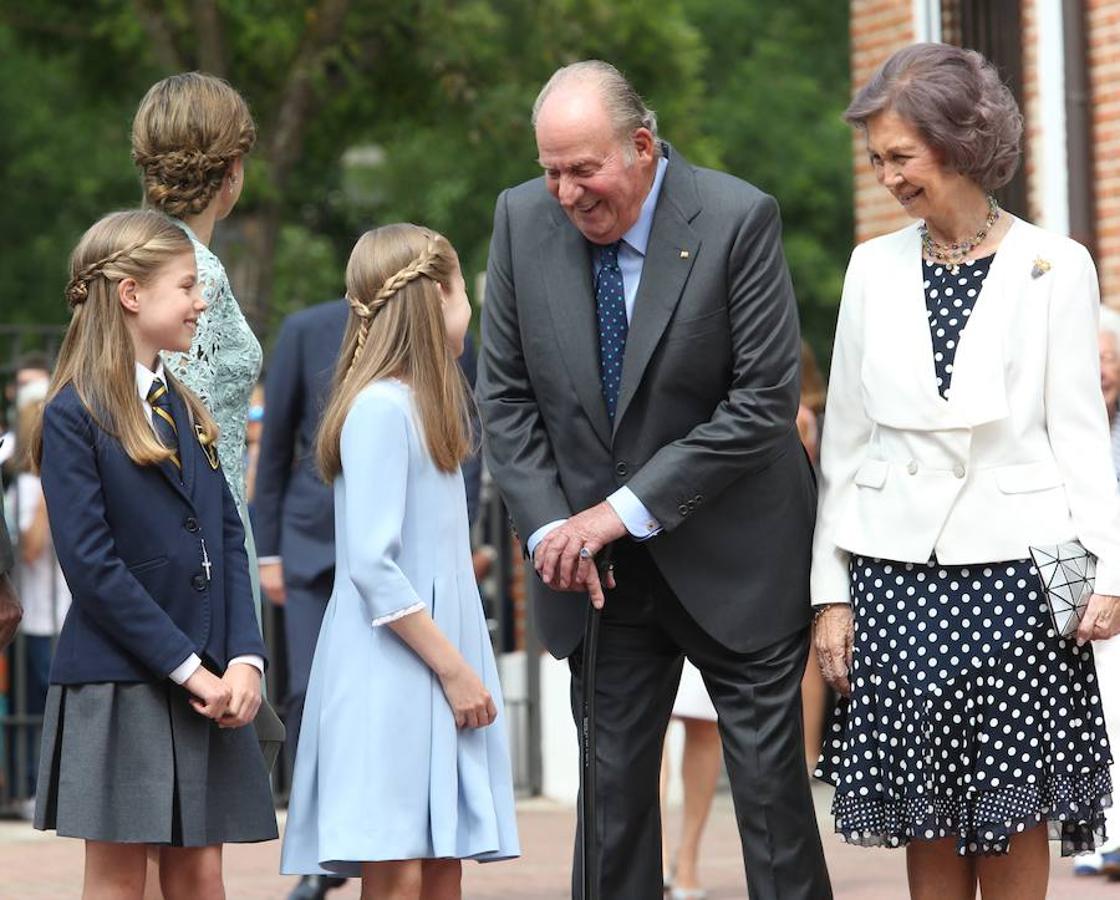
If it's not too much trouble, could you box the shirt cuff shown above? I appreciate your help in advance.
[527,519,567,557]
[607,487,662,540]
[228,655,265,675]
[168,653,202,685]
[257,556,282,566]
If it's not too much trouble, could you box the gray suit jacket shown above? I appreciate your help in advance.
[477,146,816,659]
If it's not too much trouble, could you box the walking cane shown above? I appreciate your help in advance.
[579,547,611,900]
[580,598,602,900]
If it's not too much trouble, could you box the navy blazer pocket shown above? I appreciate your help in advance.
[128,555,169,575]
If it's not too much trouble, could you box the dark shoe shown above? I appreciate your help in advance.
[287,875,348,900]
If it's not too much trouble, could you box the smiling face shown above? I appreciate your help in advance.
[535,82,657,246]
[865,109,971,223]
[120,250,206,365]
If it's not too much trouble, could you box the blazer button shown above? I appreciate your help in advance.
[192,574,208,592]
[953,463,966,479]
[615,462,629,477]
[678,504,689,516]
[907,460,919,475]
[184,516,200,533]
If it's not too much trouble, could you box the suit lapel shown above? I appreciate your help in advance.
[539,217,613,448]
[614,159,701,433]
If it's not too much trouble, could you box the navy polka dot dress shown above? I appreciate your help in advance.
[814,255,1114,857]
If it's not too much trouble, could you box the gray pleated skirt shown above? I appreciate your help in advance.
[34,681,278,846]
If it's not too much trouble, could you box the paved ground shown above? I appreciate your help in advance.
[0,786,1115,897]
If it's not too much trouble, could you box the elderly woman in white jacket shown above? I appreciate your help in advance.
[812,43,1120,900]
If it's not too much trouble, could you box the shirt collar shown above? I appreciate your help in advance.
[620,153,669,257]
[136,359,167,404]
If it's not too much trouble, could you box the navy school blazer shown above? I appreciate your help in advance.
[39,382,266,685]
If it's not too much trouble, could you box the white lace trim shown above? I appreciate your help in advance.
[370,601,426,627]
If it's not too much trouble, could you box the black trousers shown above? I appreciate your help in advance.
[568,545,832,900]
[282,570,334,774]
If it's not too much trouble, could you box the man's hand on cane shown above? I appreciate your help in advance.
[534,502,626,609]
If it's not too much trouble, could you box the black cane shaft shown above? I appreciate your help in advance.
[581,601,602,900]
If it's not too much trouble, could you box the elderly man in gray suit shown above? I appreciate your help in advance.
[477,61,832,899]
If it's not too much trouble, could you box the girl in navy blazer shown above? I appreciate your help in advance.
[29,210,276,899]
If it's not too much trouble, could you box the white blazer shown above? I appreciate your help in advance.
[811,217,1120,605]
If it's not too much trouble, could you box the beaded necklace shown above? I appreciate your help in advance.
[920,194,1000,275]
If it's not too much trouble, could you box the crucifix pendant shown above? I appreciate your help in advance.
[201,539,212,581]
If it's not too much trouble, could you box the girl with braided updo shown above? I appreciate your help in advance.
[28,210,277,898]
[131,72,268,630]
[282,224,519,896]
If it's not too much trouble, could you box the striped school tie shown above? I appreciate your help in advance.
[147,377,182,477]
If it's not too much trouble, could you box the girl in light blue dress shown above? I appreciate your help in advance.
[281,224,519,897]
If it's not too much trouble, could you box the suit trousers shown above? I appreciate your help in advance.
[282,570,334,772]
[568,544,831,900]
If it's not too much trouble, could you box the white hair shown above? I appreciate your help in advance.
[1102,306,1120,348]
[532,60,659,162]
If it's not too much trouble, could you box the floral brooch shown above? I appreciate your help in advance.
[1031,257,1052,279]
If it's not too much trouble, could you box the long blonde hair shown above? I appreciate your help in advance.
[317,224,471,480]
[131,72,256,217]
[29,210,219,469]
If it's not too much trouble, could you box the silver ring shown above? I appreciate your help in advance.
[579,547,592,560]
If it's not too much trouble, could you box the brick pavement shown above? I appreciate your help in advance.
[0,786,1114,898]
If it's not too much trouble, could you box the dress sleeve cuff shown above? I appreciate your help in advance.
[227,655,265,675]
[256,556,282,566]
[371,602,426,627]
[168,653,202,685]
[606,487,662,540]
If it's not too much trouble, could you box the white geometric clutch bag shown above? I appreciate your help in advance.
[1028,541,1096,639]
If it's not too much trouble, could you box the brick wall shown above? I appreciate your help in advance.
[1088,0,1120,305]
[850,0,915,242]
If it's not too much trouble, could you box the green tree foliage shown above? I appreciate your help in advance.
[0,1,851,363]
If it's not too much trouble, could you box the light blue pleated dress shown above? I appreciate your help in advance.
[280,380,519,875]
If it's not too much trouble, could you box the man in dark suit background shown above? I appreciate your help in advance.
[477,61,831,898]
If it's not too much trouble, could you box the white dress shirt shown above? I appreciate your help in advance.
[135,361,264,684]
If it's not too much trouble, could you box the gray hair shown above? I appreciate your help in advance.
[532,60,659,160]
[845,43,1022,193]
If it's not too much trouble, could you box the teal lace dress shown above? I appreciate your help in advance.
[162,222,264,626]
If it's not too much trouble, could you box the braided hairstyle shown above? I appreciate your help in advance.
[29,210,219,470]
[131,72,256,218]
[317,223,472,479]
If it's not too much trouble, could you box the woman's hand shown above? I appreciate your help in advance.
[218,663,263,728]
[1076,593,1120,646]
[184,666,232,720]
[438,661,498,729]
[814,604,855,697]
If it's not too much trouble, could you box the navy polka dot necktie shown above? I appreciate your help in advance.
[595,241,627,422]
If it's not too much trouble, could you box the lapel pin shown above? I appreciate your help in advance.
[195,424,220,470]
[1031,257,1051,279]
[679,250,690,259]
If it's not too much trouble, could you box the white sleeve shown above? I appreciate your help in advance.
[341,391,426,626]
[1043,246,1120,594]
[810,246,873,606]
